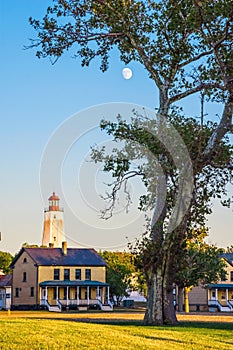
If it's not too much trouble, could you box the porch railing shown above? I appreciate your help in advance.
[208,299,232,311]
[41,299,61,312]
[58,298,102,307]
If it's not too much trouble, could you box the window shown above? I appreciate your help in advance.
[64,269,70,281]
[85,269,91,280]
[221,274,227,281]
[23,257,27,263]
[230,271,233,282]
[75,269,81,280]
[23,272,27,282]
[30,287,34,297]
[6,293,11,299]
[15,288,19,298]
[212,291,216,298]
[54,269,60,280]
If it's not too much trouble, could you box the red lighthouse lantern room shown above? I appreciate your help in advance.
[48,192,60,211]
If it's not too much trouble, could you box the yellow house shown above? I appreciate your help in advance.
[206,253,233,312]
[187,253,233,312]
[10,242,112,312]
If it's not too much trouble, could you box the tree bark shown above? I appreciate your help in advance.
[143,258,178,326]
[177,286,184,312]
[143,268,163,325]
[163,283,178,325]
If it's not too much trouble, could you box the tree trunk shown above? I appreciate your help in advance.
[177,286,184,312]
[143,266,178,325]
[143,268,163,325]
[162,250,178,325]
[163,285,178,325]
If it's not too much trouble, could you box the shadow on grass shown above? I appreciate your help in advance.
[179,320,233,330]
[38,316,233,331]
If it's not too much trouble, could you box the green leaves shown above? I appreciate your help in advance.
[175,230,227,288]
[100,251,137,302]
[0,251,13,274]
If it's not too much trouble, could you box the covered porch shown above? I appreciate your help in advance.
[207,284,233,312]
[39,280,112,312]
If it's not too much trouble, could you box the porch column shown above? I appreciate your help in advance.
[87,286,89,305]
[77,286,79,305]
[215,289,218,301]
[226,289,229,301]
[107,286,110,304]
[66,287,69,306]
[97,286,100,299]
[45,287,48,300]
[101,288,104,304]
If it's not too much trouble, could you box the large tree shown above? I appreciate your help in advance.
[96,112,232,324]
[29,0,233,324]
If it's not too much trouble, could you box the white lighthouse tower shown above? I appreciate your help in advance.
[42,192,65,248]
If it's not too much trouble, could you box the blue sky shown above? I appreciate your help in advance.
[0,1,232,254]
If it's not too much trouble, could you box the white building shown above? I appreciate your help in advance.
[0,274,12,310]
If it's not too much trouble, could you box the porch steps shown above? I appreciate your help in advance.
[220,306,232,312]
[101,305,113,311]
[49,306,61,312]
[78,306,88,311]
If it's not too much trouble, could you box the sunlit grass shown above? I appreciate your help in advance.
[0,311,233,349]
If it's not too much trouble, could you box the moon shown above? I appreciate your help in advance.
[122,67,133,80]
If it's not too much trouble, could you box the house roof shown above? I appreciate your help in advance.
[0,274,12,287]
[40,280,109,287]
[206,283,233,289]
[220,253,233,267]
[10,247,107,267]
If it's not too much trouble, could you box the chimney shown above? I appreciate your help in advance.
[62,241,67,255]
[49,243,54,248]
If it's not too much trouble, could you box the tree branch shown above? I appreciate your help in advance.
[168,82,226,104]
[100,170,145,219]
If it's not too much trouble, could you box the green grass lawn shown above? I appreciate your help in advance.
[0,312,232,350]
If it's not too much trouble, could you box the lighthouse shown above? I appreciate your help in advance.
[42,192,65,248]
